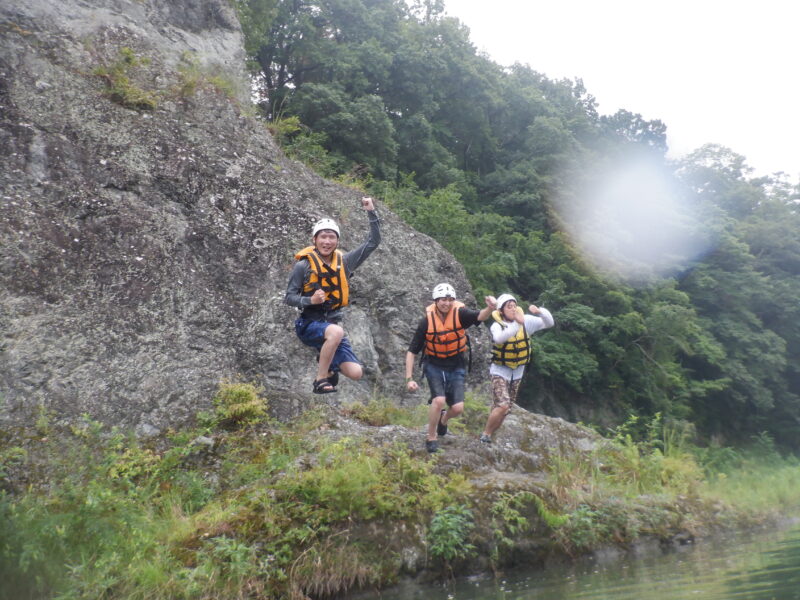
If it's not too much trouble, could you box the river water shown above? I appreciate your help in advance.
[372,522,800,599]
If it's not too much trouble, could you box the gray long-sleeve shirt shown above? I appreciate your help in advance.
[284,210,381,321]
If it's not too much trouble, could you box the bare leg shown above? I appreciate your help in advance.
[427,396,446,441]
[440,402,463,426]
[338,361,363,380]
[316,324,343,382]
[483,405,510,437]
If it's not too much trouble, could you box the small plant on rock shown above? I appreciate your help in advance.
[212,380,268,427]
[428,504,476,564]
[94,47,158,110]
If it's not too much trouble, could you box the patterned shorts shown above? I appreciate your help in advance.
[491,375,522,410]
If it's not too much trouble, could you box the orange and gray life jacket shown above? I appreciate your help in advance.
[490,307,532,368]
[294,246,349,311]
[424,301,467,359]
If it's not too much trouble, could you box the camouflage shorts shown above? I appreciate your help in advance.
[491,375,521,410]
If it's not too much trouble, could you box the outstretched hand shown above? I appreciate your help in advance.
[485,295,497,310]
[361,197,375,211]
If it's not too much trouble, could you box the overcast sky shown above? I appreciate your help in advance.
[441,0,799,180]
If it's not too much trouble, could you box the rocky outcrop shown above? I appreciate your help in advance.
[0,0,490,434]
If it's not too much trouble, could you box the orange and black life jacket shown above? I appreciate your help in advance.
[490,307,532,368]
[423,301,467,359]
[294,246,350,311]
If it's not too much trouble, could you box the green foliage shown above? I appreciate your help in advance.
[0,446,26,483]
[35,403,52,436]
[0,410,481,599]
[232,0,800,448]
[384,182,517,297]
[4,408,800,597]
[174,51,243,104]
[212,380,268,427]
[547,414,704,509]
[175,51,204,97]
[206,73,239,100]
[428,504,476,563]
[342,397,421,427]
[94,47,158,110]
[702,447,800,513]
[0,426,181,599]
[599,414,704,496]
[275,438,466,522]
[454,392,492,435]
[288,542,383,600]
[268,114,340,176]
[555,501,644,554]
[487,491,565,565]
[289,83,398,178]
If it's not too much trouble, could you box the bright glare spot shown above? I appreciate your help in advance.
[555,157,714,285]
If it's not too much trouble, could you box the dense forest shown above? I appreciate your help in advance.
[234,0,800,449]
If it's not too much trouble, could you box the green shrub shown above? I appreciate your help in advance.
[212,381,268,427]
[428,504,476,563]
[274,438,464,522]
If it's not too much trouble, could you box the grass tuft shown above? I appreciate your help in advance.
[94,47,158,110]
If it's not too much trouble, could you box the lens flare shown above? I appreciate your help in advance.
[554,157,714,285]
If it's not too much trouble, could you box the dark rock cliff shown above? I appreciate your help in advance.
[0,0,490,434]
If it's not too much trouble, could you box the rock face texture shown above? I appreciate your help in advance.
[0,0,489,433]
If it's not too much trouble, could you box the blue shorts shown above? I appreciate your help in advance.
[294,317,360,373]
[423,363,466,407]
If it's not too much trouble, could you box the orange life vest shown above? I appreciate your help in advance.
[424,301,467,359]
[294,246,350,310]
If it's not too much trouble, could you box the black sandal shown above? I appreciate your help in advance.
[313,377,337,394]
[328,370,339,387]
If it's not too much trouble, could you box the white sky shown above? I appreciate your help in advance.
[442,0,799,180]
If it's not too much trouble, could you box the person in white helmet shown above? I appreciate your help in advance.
[404,283,497,453]
[285,197,380,394]
[480,293,554,444]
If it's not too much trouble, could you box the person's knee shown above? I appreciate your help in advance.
[431,396,447,411]
[499,404,511,417]
[340,362,362,380]
[324,324,344,342]
[449,402,464,417]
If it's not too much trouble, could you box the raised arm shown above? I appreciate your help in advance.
[477,295,497,321]
[524,305,555,334]
[343,197,381,273]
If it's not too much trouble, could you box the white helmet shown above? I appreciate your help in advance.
[496,293,517,310]
[312,218,340,238]
[432,283,456,300]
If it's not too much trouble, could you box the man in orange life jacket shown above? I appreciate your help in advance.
[404,283,496,453]
[285,197,380,394]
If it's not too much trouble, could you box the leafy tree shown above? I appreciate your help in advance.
[290,83,398,178]
[600,109,668,154]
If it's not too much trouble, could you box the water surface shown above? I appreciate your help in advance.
[372,523,800,599]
